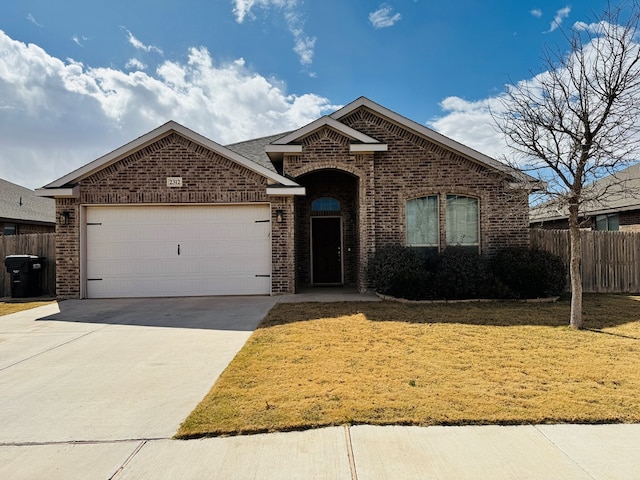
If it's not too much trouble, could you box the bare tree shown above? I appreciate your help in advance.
[495,2,640,329]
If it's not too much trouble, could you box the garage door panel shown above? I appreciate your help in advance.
[91,255,269,277]
[89,274,270,298]
[85,205,271,298]
[87,239,178,262]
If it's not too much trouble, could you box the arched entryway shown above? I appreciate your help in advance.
[294,169,359,289]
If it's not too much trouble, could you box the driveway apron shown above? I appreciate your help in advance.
[0,296,278,444]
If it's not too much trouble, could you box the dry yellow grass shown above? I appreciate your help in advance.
[0,300,55,316]
[177,295,640,438]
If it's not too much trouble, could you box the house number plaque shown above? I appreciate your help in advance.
[166,177,183,187]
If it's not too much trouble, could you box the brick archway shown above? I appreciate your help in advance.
[294,169,360,289]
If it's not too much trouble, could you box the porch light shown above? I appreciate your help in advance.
[59,211,71,225]
[275,209,284,223]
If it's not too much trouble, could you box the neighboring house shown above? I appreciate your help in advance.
[530,162,640,231]
[0,178,55,235]
[36,97,533,299]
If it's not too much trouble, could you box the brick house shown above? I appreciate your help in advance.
[1,178,55,235]
[36,97,533,299]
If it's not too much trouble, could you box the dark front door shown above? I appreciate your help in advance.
[311,217,342,284]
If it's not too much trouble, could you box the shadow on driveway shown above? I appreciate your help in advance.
[36,296,280,331]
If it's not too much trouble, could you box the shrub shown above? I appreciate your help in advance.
[491,247,566,298]
[366,245,431,300]
[433,247,492,299]
[367,246,492,300]
[368,245,566,301]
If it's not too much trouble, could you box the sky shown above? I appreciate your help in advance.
[0,0,613,189]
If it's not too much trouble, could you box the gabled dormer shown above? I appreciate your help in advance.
[264,115,388,173]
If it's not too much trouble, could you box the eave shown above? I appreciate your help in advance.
[34,186,80,199]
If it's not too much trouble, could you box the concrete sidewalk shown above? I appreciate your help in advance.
[2,423,639,479]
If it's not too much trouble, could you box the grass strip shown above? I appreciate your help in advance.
[0,301,56,316]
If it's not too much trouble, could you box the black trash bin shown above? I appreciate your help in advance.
[4,255,44,298]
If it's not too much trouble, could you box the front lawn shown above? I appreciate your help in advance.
[177,295,640,438]
[0,300,56,316]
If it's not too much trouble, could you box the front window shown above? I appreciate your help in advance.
[406,196,439,246]
[446,195,479,246]
[406,194,480,251]
[595,213,619,231]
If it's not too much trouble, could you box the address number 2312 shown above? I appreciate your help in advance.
[166,177,183,187]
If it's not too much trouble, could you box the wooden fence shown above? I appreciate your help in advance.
[530,229,640,293]
[0,233,56,298]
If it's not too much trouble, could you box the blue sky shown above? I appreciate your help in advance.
[0,0,612,189]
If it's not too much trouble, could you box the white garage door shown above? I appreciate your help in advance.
[85,205,271,298]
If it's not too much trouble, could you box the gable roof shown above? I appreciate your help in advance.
[270,116,385,145]
[35,97,535,200]
[226,131,291,172]
[0,178,55,224]
[37,121,301,197]
[530,163,640,222]
[264,116,388,161]
[331,96,535,183]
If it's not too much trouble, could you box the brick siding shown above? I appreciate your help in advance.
[283,107,529,291]
[55,107,530,298]
[55,133,295,298]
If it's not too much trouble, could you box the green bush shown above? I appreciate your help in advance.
[367,246,490,300]
[365,245,431,300]
[491,247,566,298]
[367,245,566,300]
[433,247,493,300]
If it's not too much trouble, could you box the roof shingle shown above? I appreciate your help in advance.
[0,178,55,224]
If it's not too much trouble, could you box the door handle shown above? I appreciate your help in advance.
[178,244,181,255]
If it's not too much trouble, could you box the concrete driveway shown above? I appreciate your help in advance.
[0,296,278,444]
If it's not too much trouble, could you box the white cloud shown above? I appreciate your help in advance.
[26,13,43,27]
[0,30,338,189]
[547,6,571,33]
[233,0,260,23]
[293,34,316,66]
[72,35,89,47]
[431,18,640,171]
[369,4,402,29]
[429,96,508,160]
[530,9,543,18]
[121,27,163,55]
[231,1,316,67]
[125,58,147,70]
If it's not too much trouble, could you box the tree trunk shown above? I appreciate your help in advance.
[568,204,583,329]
